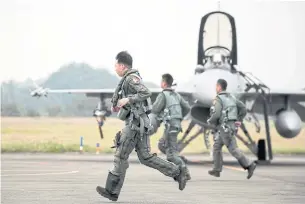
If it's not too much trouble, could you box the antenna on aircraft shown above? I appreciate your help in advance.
[217,1,221,11]
[216,1,221,47]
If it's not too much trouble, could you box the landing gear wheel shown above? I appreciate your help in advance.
[257,139,266,161]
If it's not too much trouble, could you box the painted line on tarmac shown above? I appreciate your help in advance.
[2,169,69,172]
[224,165,244,172]
[1,170,79,177]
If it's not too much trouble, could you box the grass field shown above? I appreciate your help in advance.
[1,117,305,154]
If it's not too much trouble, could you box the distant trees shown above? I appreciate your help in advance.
[26,108,40,117]
[46,106,62,117]
[0,62,158,117]
[1,103,21,117]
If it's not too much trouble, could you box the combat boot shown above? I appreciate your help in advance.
[174,166,191,181]
[185,167,191,180]
[247,162,257,179]
[174,166,187,190]
[96,186,118,201]
[208,170,220,177]
[96,172,123,202]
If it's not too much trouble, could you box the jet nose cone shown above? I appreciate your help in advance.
[193,77,217,107]
[192,69,242,107]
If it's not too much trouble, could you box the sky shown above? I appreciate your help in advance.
[0,0,305,89]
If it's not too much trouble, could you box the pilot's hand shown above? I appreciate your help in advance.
[207,118,211,124]
[118,98,130,107]
[111,106,120,112]
[235,121,241,127]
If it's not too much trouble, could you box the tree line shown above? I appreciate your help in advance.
[1,62,157,117]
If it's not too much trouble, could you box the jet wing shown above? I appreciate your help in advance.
[240,90,305,101]
[48,88,115,98]
[238,89,305,121]
[44,88,193,103]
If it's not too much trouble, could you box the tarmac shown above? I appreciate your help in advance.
[1,153,305,204]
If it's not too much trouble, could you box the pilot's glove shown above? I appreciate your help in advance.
[234,121,241,127]
[111,106,120,113]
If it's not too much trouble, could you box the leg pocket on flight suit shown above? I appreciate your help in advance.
[165,127,179,148]
[219,129,233,148]
[221,130,238,152]
[116,126,137,160]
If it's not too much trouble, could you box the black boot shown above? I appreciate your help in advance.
[173,166,191,181]
[208,169,220,177]
[247,162,257,179]
[174,166,187,190]
[96,172,124,202]
[185,167,191,180]
[96,186,118,202]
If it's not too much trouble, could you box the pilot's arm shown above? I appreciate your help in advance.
[207,97,222,125]
[127,75,152,103]
[151,92,166,115]
[150,93,166,132]
[179,94,191,118]
[235,99,247,122]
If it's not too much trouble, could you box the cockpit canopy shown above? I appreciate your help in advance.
[203,13,232,54]
[197,11,238,71]
[202,13,233,70]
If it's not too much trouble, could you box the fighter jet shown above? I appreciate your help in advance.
[30,82,50,97]
[30,10,305,162]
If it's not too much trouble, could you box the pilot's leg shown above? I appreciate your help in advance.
[208,131,223,177]
[164,126,191,180]
[222,123,257,179]
[136,131,188,191]
[158,128,187,166]
[158,134,167,155]
[96,125,136,201]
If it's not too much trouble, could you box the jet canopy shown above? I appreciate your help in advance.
[203,13,232,54]
[197,11,238,68]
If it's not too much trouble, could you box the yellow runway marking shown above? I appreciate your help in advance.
[224,165,244,172]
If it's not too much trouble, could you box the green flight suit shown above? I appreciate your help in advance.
[96,70,187,201]
[151,88,191,179]
[208,91,253,172]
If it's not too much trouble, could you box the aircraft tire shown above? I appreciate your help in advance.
[257,139,266,161]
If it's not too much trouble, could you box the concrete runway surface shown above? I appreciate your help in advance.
[2,153,305,204]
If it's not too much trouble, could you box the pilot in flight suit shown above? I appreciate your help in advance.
[207,78,257,179]
[96,51,188,202]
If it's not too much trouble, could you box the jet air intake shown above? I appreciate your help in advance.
[189,105,216,129]
[274,109,302,138]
